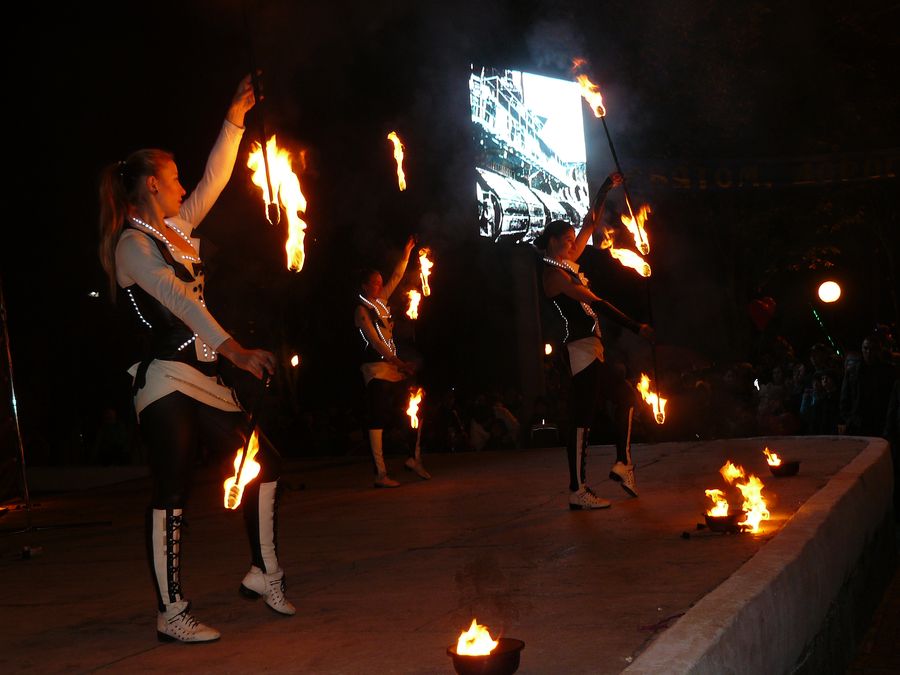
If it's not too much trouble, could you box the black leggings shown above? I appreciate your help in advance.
[365,377,411,430]
[568,358,635,462]
[139,391,281,509]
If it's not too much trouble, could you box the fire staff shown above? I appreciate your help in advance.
[97,76,294,643]
[355,237,431,487]
[535,173,653,510]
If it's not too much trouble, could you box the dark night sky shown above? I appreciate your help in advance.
[4,0,899,461]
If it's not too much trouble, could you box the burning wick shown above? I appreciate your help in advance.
[637,373,667,424]
[418,248,434,296]
[572,58,606,118]
[406,289,422,319]
[456,619,499,656]
[247,135,308,272]
[224,431,261,510]
[620,202,651,256]
[763,447,782,467]
[387,131,407,191]
[544,343,553,356]
[599,228,651,278]
[291,354,300,368]
[406,387,424,429]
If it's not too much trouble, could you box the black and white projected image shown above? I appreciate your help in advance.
[470,66,590,243]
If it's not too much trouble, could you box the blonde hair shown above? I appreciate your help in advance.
[97,149,173,300]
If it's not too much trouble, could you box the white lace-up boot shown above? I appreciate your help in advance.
[240,481,296,615]
[157,600,221,643]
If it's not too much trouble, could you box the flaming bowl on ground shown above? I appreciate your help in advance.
[447,638,525,675]
[704,511,747,533]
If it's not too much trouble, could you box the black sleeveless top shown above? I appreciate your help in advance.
[541,259,599,344]
[119,227,217,390]
[356,296,396,364]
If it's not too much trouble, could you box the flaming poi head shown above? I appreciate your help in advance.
[224,430,261,510]
[621,201,651,256]
[572,58,606,118]
[719,460,745,484]
[247,135,308,271]
[418,247,434,296]
[599,227,652,278]
[456,619,499,656]
[637,373,667,424]
[406,289,422,320]
[387,131,407,191]
[406,387,424,429]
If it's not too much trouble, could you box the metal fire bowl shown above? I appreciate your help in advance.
[769,460,800,477]
[447,638,526,675]
[704,511,747,533]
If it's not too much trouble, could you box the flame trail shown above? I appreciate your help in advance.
[224,431,261,509]
[637,373,667,424]
[387,131,407,191]
[406,387,424,429]
[406,289,421,319]
[418,248,434,296]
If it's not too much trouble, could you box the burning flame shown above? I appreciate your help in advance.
[418,248,434,296]
[705,489,730,517]
[456,619,499,656]
[406,289,421,319]
[224,431,261,510]
[247,135,308,271]
[386,131,407,191]
[544,343,553,355]
[620,202,651,256]
[406,387,424,429]
[572,59,606,118]
[763,447,782,466]
[291,354,300,367]
[636,373,667,424]
[717,461,770,533]
[599,228,651,277]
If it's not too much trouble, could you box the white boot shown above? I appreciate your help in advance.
[370,429,399,487]
[241,481,296,615]
[404,456,431,480]
[240,566,296,615]
[150,509,219,643]
[157,600,221,643]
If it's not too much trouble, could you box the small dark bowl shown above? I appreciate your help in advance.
[704,511,747,533]
[447,638,525,675]
[768,460,800,477]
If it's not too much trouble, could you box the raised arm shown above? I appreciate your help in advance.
[380,236,416,301]
[573,173,622,261]
[176,75,257,230]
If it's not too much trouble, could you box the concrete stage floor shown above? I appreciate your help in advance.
[0,437,894,674]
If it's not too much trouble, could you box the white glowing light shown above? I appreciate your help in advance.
[818,281,841,303]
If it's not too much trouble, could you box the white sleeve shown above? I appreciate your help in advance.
[176,120,245,233]
[116,231,232,350]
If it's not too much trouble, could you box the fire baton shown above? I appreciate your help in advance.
[241,0,278,225]
[226,372,273,510]
[598,116,647,255]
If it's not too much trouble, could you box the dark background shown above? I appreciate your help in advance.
[2,0,898,469]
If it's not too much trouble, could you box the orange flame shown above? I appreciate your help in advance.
[418,248,434,296]
[720,461,745,484]
[224,431,261,510]
[456,619,499,656]
[406,289,421,320]
[620,201,651,256]
[599,228,651,277]
[572,59,606,118]
[763,447,782,466]
[716,461,770,533]
[705,489,730,517]
[247,135,308,271]
[406,387,424,429]
[636,373,667,424]
[387,131,407,191]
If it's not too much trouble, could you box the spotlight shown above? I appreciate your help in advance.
[818,281,841,303]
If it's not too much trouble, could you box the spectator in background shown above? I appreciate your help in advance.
[805,369,841,434]
[840,335,896,436]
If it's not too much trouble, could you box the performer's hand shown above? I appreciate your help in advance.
[226,73,259,128]
[638,323,655,342]
[219,338,276,379]
[405,236,416,256]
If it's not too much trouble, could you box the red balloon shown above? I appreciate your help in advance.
[748,297,776,330]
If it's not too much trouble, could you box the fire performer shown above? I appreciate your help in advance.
[535,173,653,509]
[97,75,295,643]
[355,236,432,487]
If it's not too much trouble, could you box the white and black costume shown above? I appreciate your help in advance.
[116,121,292,631]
